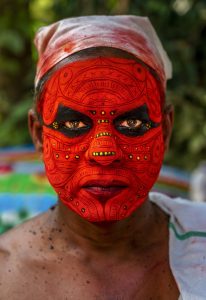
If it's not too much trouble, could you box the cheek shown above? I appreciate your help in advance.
[117,127,165,190]
[43,135,72,188]
[130,131,164,180]
[42,127,90,190]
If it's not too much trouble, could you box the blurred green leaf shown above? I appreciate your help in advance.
[0,30,24,55]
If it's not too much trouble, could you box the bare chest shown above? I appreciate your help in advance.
[1,256,179,300]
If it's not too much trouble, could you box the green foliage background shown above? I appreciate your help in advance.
[0,0,206,171]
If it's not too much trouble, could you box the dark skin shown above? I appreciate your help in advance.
[0,50,179,300]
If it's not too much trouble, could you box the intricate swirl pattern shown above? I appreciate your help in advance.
[41,57,165,222]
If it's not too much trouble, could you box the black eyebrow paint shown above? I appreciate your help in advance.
[113,104,159,137]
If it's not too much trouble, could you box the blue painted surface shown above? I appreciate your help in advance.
[0,194,57,213]
[0,145,35,153]
[13,162,45,174]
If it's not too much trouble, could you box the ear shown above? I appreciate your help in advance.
[28,109,43,158]
[162,104,174,152]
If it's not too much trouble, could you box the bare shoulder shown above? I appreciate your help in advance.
[0,210,53,298]
[0,209,52,253]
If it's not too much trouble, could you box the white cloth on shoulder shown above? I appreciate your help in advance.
[150,192,206,300]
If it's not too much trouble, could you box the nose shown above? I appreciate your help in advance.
[85,126,123,166]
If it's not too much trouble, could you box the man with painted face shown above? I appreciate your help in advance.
[0,16,206,300]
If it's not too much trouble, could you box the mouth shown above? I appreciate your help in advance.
[81,180,128,203]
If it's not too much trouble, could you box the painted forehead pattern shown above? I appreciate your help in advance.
[39,57,162,125]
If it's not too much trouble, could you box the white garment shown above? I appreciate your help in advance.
[150,192,206,300]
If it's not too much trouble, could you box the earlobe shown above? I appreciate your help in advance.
[28,109,43,156]
[162,104,174,152]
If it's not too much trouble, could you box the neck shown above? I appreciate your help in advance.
[46,198,167,256]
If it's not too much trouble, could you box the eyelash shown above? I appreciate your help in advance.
[64,120,87,130]
[50,118,154,137]
[116,119,152,130]
[54,119,149,130]
[52,120,90,131]
[119,119,142,129]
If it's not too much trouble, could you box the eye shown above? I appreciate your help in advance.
[113,104,159,137]
[119,119,142,129]
[114,118,154,137]
[64,120,87,129]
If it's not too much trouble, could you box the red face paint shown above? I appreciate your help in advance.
[40,57,165,222]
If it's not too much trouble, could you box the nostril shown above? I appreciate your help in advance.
[89,158,96,163]
[112,159,122,165]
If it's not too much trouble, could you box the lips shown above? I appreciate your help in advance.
[81,180,128,203]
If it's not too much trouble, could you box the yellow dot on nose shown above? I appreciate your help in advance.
[65,155,69,159]
[137,156,140,160]
[55,154,59,158]
[101,111,106,115]
[75,155,80,159]
[129,155,133,159]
